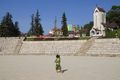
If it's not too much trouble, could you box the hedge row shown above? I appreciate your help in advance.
[24,37,80,41]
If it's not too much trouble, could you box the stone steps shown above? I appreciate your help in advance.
[86,38,120,56]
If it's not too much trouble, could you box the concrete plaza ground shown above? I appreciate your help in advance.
[0,55,120,80]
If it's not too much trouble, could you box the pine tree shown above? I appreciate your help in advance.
[28,14,35,35]
[14,21,21,36]
[28,10,44,36]
[0,12,20,37]
[34,10,44,35]
[61,12,68,36]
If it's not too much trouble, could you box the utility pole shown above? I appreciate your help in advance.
[54,16,57,36]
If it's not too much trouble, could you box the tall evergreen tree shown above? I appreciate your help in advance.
[34,10,44,35]
[14,21,21,36]
[28,10,44,36]
[61,12,68,36]
[28,14,35,35]
[0,12,20,37]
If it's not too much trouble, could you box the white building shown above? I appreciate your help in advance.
[90,6,106,37]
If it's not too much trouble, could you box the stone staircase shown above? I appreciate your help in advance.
[74,38,95,56]
[14,38,23,54]
[86,38,120,57]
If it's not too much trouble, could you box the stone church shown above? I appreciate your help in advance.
[90,6,106,37]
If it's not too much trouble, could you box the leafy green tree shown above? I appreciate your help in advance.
[83,21,93,36]
[106,5,120,28]
[105,5,120,38]
[61,12,68,36]
[0,12,20,37]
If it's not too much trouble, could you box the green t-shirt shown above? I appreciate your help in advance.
[55,58,60,65]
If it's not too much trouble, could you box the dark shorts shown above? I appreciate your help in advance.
[56,64,61,70]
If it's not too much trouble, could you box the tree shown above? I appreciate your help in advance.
[105,5,120,38]
[28,10,44,36]
[14,21,21,36]
[105,29,116,38]
[34,10,44,35]
[106,5,120,28]
[0,12,20,37]
[83,21,93,36]
[61,12,68,36]
[28,14,35,35]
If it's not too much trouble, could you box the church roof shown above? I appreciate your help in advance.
[97,7,105,12]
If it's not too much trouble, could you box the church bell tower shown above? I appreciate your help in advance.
[90,6,106,37]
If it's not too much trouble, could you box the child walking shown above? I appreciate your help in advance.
[55,54,61,73]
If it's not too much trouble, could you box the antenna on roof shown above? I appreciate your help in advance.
[54,16,57,29]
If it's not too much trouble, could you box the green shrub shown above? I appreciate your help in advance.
[117,29,120,38]
[105,29,116,38]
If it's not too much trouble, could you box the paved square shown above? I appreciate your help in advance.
[0,55,120,80]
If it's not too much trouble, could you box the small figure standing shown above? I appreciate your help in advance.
[55,54,61,73]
